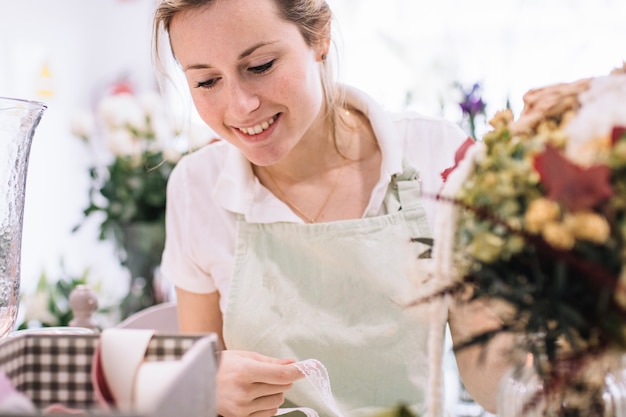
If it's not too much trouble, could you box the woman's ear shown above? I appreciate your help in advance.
[316,22,331,62]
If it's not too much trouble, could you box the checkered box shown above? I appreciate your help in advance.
[0,333,218,416]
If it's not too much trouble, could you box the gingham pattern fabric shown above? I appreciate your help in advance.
[144,334,198,362]
[0,333,205,414]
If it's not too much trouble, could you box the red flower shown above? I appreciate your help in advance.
[611,126,626,145]
[533,145,613,212]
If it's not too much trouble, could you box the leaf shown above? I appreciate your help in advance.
[533,145,613,211]
[441,137,475,182]
[611,126,626,145]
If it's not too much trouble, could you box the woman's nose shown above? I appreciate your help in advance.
[226,80,260,117]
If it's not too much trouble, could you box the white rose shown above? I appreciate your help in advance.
[138,91,165,119]
[565,73,626,163]
[106,128,140,156]
[98,93,147,132]
[151,116,175,143]
[70,109,95,141]
[163,146,183,163]
[23,292,58,326]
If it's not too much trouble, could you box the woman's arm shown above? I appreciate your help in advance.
[176,286,224,347]
[448,298,514,414]
[175,286,304,417]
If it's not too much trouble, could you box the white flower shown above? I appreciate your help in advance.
[69,109,95,141]
[151,116,175,143]
[22,292,58,326]
[98,93,147,133]
[138,91,164,119]
[106,128,141,157]
[163,146,183,163]
[565,73,626,164]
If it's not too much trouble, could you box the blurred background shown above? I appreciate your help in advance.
[1,0,625,325]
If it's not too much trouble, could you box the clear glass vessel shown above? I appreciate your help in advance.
[497,349,626,417]
[0,97,47,341]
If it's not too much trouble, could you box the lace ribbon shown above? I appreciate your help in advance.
[275,359,345,417]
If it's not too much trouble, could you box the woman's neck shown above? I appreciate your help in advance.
[252,106,381,223]
[256,107,363,182]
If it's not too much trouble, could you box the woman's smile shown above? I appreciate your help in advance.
[233,113,281,144]
[236,114,277,136]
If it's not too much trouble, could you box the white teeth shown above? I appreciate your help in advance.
[239,116,275,135]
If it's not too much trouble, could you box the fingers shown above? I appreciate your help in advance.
[254,361,305,385]
[222,351,304,384]
[222,390,287,417]
[216,350,305,417]
[248,392,287,417]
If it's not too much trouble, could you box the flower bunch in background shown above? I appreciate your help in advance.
[72,87,212,237]
[433,65,626,416]
[71,82,216,317]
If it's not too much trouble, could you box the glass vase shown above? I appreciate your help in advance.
[0,97,46,341]
[118,221,166,319]
[497,348,626,417]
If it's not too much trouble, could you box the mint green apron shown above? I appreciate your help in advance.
[223,163,443,417]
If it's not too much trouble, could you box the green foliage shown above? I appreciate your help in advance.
[82,150,174,242]
[18,267,89,329]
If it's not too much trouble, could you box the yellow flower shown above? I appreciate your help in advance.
[564,211,611,244]
[467,231,505,264]
[547,129,568,148]
[613,140,626,163]
[488,109,514,129]
[569,134,611,167]
[505,234,526,255]
[525,198,561,234]
[542,221,575,250]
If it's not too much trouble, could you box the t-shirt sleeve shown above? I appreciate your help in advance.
[160,159,218,294]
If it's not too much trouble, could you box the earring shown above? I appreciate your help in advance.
[321,54,327,61]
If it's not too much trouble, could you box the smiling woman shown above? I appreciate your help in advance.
[1,0,624,415]
[152,1,512,417]
[163,0,332,168]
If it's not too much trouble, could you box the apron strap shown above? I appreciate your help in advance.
[384,160,423,212]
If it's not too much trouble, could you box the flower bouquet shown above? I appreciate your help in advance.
[72,85,216,317]
[432,64,626,417]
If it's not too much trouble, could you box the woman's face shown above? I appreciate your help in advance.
[169,0,328,166]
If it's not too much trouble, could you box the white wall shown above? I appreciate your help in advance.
[0,0,158,305]
[1,0,625,310]
[329,0,626,135]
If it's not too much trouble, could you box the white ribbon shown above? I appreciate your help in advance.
[275,359,346,417]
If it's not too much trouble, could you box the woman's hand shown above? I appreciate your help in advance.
[216,350,305,417]
[449,298,513,414]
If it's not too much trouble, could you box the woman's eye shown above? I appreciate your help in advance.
[196,78,218,89]
[249,60,275,74]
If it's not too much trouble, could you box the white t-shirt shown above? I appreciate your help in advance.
[161,86,467,313]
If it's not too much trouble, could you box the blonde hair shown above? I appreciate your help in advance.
[152,0,345,139]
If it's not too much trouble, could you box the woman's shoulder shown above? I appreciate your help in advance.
[344,85,465,152]
[169,140,229,187]
[179,139,229,169]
